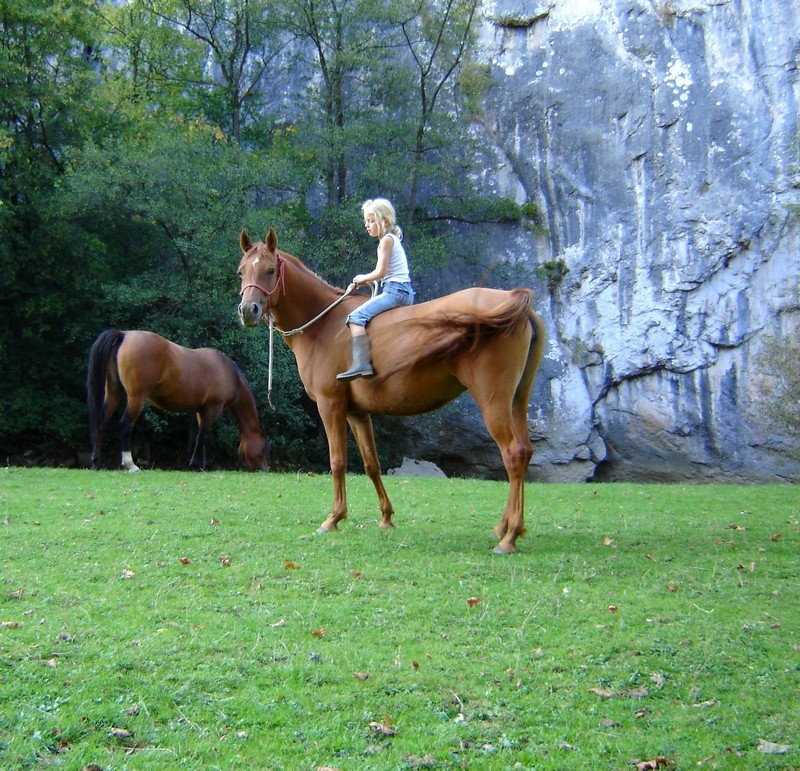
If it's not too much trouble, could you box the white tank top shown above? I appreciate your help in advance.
[383,233,411,284]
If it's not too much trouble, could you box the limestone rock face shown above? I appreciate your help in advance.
[409,0,800,482]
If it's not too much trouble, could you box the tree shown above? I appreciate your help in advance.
[394,0,481,221]
[279,0,393,205]
[134,0,289,141]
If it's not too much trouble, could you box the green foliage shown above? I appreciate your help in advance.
[1,470,799,768]
[535,258,570,289]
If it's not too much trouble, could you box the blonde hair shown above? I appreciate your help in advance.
[362,198,403,240]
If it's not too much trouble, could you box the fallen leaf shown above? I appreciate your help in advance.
[369,719,397,737]
[269,618,286,628]
[693,700,717,708]
[467,597,481,607]
[589,688,616,698]
[110,727,132,739]
[645,553,658,562]
[666,583,679,592]
[769,533,781,541]
[179,557,191,565]
[46,657,58,668]
[311,628,326,637]
[411,660,419,670]
[210,517,220,526]
[633,757,674,770]
[728,524,746,531]
[608,605,619,613]
[602,536,614,546]
[1,621,22,629]
[7,588,23,599]
[126,705,140,715]
[120,569,135,579]
[284,561,301,570]
[353,672,371,680]
[219,555,231,567]
[650,672,666,688]
[351,571,363,578]
[757,738,792,754]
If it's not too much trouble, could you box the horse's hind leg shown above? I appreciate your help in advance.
[347,413,395,529]
[119,398,145,472]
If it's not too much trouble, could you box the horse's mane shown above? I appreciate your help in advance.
[370,288,536,383]
[278,250,346,297]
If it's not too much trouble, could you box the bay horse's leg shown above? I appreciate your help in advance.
[190,406,223,469]
[93,384,122,470]
[316,402,349,533]
[347,413,395,529]
[119,396,145,472]
[189,414,206,469]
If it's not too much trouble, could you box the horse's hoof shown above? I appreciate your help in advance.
[378,520,396,530]
[315,524,336,535]
[492,543,518,556]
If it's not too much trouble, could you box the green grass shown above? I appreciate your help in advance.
[0,468,798,769]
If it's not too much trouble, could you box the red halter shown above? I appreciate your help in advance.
[239,254,285,303]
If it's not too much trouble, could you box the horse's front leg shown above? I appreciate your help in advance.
[347,412,395,529]
[316,403,349,533]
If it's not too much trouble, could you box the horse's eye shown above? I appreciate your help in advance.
[265,268,275,276]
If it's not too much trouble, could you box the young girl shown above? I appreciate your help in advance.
[337,198,415,381]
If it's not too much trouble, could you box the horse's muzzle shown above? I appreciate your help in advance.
[238,300,262,327]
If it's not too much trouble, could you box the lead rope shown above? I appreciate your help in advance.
[267,315,275,410]
[262,281,377,410]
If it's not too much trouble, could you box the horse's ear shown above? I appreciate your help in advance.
[240,229,252,253]
[266,227,278,252]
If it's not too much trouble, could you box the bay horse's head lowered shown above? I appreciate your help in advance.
[238,227,283,327]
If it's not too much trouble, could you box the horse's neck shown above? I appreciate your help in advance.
[275,257,340,330]
[229,380,261,438]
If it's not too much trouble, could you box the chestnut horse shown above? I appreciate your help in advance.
[237,228,545,553]
[87,330,269,472]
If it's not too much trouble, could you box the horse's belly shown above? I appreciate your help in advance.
[353,374,465,416]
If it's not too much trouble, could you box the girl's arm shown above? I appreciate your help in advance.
[354,235,392,284]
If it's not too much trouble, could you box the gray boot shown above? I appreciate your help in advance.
[337,336,375,381]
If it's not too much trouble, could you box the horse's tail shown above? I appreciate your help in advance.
[516,304,547,410]
[87,330,125,464]
[373,288,537,380]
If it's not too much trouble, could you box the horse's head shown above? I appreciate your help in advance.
[240,432,270,472]
[238,227,283,327]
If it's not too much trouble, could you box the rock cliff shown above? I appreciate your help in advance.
[405,0,800,482]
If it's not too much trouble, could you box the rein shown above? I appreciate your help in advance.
[249,263,376,408]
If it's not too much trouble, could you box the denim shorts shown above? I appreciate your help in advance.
[346,281,415,328]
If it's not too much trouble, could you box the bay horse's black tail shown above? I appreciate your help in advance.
[87,330,125,468]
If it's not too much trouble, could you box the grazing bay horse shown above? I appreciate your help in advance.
[87,330,269,472]
[237,228,545,554]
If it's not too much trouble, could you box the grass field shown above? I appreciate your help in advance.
[0,467,798,769]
